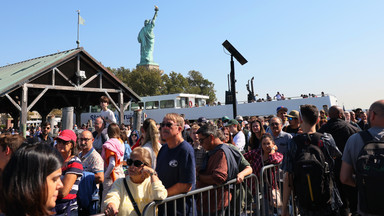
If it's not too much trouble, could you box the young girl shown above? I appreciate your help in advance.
[101,123,125,205]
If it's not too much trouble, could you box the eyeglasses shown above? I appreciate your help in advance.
[160,122,178,128]
[198,136,210,143]
[80,138,92,142]
[43,127,50,130]
[127,159,146,167]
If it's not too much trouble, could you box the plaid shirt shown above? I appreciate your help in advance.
[244,148,283,192]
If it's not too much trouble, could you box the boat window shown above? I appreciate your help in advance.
[130,102,139,111]
[145,101,159,110]
[160,100,174,109]
[195,98,206,107]
[176,97,189,108]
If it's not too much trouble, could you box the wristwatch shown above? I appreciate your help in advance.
[150,171,158,176]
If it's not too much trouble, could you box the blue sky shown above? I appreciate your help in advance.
[1,1,383,110]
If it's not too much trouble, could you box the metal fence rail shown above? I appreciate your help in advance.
[93,166,299,216]
[142,174,260,216]
[260,163,298,216]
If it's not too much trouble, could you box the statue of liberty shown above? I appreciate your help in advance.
[137,6,159,66]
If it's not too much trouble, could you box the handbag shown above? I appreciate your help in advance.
[123,179,141,216]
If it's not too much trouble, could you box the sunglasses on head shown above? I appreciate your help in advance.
[127,159,146,167]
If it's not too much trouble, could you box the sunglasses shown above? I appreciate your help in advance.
[288,117,297,121]
[127,159,146,167]
[131,134,137,137]
[160,122,177,128]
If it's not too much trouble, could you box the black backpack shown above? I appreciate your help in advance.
[293,132,333,210]
[356,131,384,215]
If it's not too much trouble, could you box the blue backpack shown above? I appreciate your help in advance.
[77,171,100,215]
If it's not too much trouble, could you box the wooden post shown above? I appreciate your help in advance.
[62,107,74,130]
[133,109,142,132]
[20,84,28,137]
[118,92,124,125]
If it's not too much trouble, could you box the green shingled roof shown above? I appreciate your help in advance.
[0,48,79,95]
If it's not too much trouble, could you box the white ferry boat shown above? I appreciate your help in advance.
[81,93,338,125]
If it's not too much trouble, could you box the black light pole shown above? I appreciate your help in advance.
[222,40,248,119]
[230,55,237,118]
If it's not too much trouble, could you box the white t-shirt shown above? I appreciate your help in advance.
[100,109,117,125]
[142,141,162,169]
[233,131,246,152]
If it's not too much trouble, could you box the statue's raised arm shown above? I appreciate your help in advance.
[151,5,159,25]
[137,6,159,66]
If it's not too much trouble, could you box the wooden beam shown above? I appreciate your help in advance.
[104,91,120,113]
[27,87,49,111]
[52,67,55,86]
[5,94,21,111]
[99,73,103,89]
[79,72,100,88]
[54,68,77,87]
[124,99,132,112]
[25,83,121,93]
[119,92,124,124]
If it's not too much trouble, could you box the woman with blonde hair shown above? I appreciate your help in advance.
[140,118,162,169]
[103,147,167,216]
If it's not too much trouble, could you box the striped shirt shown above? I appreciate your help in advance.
[56,156,83,214]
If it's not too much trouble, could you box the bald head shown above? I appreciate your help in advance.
[368,100,384,128]
[80,130,94,152]
[328,106,344,120]
[369,100,384,116]
[81,130,93,138]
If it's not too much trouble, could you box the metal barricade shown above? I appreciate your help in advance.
[142,174,260,216]
[260,163,297,216]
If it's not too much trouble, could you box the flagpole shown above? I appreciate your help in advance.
[76,10,80,48]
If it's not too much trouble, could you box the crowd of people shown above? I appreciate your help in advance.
[0,96,383,216]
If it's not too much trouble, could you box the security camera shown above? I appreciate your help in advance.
[76,70,86,80]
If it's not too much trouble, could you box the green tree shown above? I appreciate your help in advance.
[127,67,163,96]
[187,70,216,103]
[108,66,217,103]
[109,67,131,84]
[109,67,163,96]
[161,71,189,94]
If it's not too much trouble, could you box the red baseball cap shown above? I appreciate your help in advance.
[55,129,77,142]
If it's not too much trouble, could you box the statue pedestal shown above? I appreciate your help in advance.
[136,64,164,74]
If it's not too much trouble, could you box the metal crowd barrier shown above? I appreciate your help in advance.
[260,163,298,216]
[92,165,299,216]
[142,174,260,216]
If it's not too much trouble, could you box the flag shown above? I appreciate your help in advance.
[79,15,85,25]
